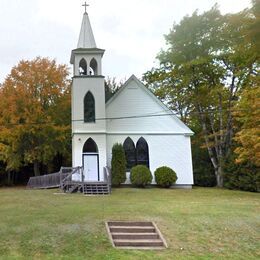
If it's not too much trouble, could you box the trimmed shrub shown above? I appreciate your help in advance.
[130,165,152,187]
[111,143,126,186]
[154,166,178,188]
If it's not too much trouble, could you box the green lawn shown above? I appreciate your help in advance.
[0,187,259,259]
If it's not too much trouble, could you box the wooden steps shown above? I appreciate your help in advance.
[106,221,167,249]
[62,181,110,195]
[83,182,109,195]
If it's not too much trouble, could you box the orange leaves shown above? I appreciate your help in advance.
[234,84,260,166]
[0,57,71,172]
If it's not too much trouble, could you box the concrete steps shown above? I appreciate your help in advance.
[106,221,167,249]
[113,239,164,247]
[109,226,156,233]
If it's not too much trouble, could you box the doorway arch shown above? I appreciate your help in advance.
[82,138,99,181]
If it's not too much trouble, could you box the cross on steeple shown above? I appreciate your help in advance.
[82,1,89,13]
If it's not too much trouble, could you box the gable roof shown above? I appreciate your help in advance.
[106,75,194,135]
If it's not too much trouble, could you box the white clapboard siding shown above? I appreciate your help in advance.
[105,76,194,186]
[106,134,194,185]
[106,75,193,135]
[72,77,106,133]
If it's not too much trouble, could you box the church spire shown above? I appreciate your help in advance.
[77,3,96,48]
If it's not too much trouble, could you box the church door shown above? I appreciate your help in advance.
[82,138,99,181]
[83,154,99,181]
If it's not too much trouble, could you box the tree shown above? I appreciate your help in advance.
[248,0,260,51]
[233,83,260,167]
[144,4,257,187]
[0,57,71,176]
[105,77,124,102]
[111,143,126,186]
[224,153,259,192]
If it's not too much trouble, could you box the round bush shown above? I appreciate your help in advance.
[154,166,177,188]
[130,165,152,187]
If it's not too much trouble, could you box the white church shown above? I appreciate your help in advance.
[70,9,194,188]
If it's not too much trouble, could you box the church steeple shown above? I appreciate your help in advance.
[77,12,96,48]
[70,3,107,180]
[70,4,105,76]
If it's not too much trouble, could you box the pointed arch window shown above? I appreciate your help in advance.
[79,58,87,75]
[90,58,98,75]
[136,137,149,168]
[123,137,136,170]
[84,91,95,122]
[83,138,98,153]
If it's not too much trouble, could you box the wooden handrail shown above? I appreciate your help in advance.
[103,166,111,193]
[27,171,61,189]
[27,167,83,189]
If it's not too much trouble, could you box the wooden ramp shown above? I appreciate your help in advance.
[106,221,167,249]
[27,167,111,195]
[26,167,73,189]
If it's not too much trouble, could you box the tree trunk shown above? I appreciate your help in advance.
[33,160,41,176]
[216,167,223,187]
[7,170,13,186]
[198,105,225,187]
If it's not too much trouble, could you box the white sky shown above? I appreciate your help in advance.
[0,0,252,83]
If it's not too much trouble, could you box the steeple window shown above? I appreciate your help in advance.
[79,58,87,75]
[90,58,98,75]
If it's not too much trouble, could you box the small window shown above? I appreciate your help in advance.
[136,137,149,168]
[123,137,136,171]
[79,58,87,75]
[83,138,98,153]
[84,91,95,122]
[90,58,98,75]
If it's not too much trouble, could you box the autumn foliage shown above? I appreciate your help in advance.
[0,57,71,176]
[234,84,260,167]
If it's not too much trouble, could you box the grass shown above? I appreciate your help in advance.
[0,187,259,259]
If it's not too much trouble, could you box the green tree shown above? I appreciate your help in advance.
[111,143,126,186]
[224,153,259,192]
[0,57,71,176]
[105,77,124,102]
[144,4,257,187]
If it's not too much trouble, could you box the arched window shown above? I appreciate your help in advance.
[83,138,98,153]
[90,58,98,75]
[123,137,136,171]
[79,58,87,75]
[84,91,95,122]
[136,137,149,168]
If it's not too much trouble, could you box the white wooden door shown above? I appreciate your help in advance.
[83,154,99,181]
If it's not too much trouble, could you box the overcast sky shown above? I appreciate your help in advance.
[0,0,252,83]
